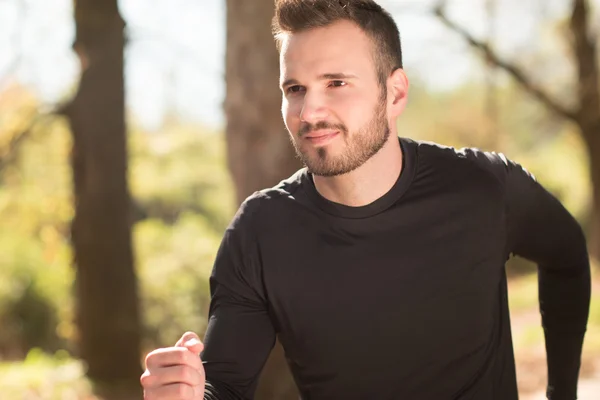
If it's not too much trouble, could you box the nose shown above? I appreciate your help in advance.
[299,91,329,124]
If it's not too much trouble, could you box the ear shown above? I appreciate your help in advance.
[388,68,409,115]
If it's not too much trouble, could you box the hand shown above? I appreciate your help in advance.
[141,332,206,399]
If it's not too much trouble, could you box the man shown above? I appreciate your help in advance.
[141,1,591,399]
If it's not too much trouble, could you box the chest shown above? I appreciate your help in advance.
[260,193,507,363]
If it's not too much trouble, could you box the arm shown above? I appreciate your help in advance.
[201,197,276,400]
[502,158,591,400]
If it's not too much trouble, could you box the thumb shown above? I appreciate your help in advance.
[175,331,204,355]
[175,331,200,347]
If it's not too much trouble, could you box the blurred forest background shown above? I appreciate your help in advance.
[0,0,599,399]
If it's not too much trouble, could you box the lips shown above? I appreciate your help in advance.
[304,130,337,138]
[304,130,339,144]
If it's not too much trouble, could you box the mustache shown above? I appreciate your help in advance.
[298,121,347,137]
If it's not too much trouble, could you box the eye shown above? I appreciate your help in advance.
[329,80,347,88]
[286,85,305,94]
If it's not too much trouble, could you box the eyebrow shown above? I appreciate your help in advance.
[280,73,358,89]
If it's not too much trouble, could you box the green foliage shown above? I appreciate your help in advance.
[0,349,94,400]
[0,115,74,358]
[129,122,235,348]
[135,213,222,348]
[0,97,236,361]
[130,123,235,232]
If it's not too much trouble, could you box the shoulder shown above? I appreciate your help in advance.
[257,167,306,201]
[413,139,522,186]
[228,168,306,231]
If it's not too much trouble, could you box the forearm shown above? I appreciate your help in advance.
[202,215,277,400]
[544,329,586,400]
[539,256,591,399]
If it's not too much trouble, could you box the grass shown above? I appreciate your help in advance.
[0,348,95,400]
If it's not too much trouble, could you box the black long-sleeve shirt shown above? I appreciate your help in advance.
[201,137,591,400]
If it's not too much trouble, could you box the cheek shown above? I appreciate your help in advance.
[282,98,302,135]
[340,95,379,129]
[328,93,362,121]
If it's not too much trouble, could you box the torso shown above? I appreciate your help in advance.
[253,139,518,399]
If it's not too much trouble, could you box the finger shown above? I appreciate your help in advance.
[175,331,200,347]
[174,332,204,355]
[183,338,204,356]
[143,383,196,400]
[145,347,203,371]
[142,364,204,389]
[193,383,206,399]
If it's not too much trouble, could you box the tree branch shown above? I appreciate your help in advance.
[570,0,599,126]
[0,111,39,171]
[0,98,71,171]
[433,3,578,122]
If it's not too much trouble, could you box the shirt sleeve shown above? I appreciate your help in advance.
[474,150,591,400]
[201,195,276,400]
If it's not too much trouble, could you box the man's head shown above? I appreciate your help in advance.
[273,0,409,177]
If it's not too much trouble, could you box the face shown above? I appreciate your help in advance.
[279,20,391,177]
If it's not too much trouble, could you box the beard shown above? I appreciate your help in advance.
[290,93,390,177]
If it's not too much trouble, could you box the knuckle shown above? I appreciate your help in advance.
[144,352,154,366]
[140,371,152,387]
[196,361,205,374]
[183,365,196,383]
[177,383,192,398]
[184,350,197,366]
[144,349,161,366]
[176,348,189,363]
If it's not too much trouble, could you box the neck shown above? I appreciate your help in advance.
[312,134,403,207]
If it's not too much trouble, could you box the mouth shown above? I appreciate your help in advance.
[303,130,340,145]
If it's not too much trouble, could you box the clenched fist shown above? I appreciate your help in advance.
[141,332,206,399]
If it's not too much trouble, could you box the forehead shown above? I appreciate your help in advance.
[279,20,376,81]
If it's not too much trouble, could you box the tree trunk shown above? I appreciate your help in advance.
[66,1,142,398]
[582,123,600,259]
[224,1,301,399]
[571,0,600,260]
[224,0,301,206]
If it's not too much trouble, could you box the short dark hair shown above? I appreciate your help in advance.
[272,0,403,87]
